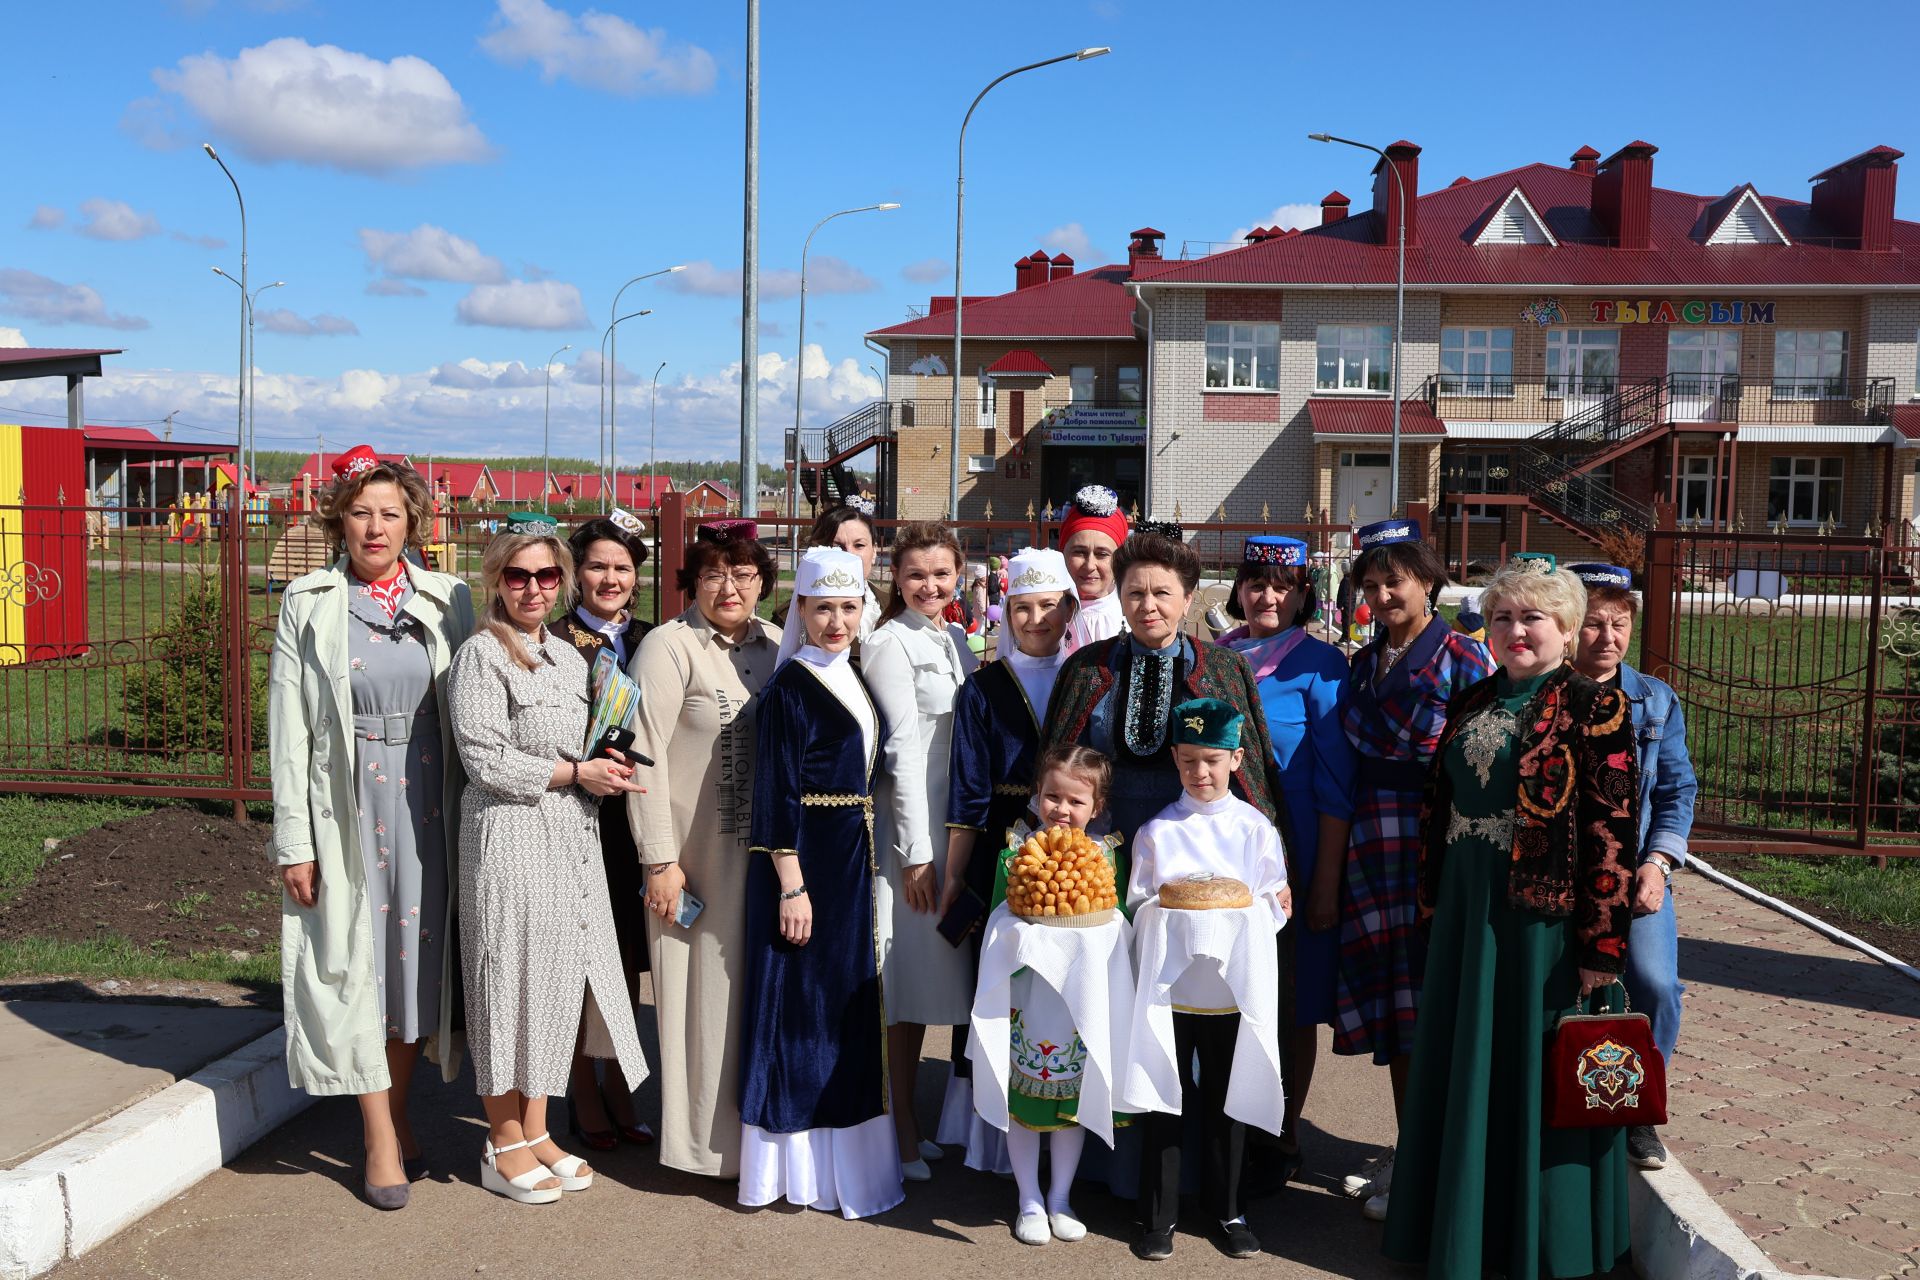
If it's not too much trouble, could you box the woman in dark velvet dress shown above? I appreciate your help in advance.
[553,514,655,1148]
[738,547,905,1220]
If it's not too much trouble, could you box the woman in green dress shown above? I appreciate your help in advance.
[1383,557,1640,1279]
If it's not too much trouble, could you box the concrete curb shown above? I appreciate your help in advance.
[1631,1153,1855,1280]
[0,1027,310,1279]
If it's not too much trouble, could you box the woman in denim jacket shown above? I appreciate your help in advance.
[1570,563,1698,1173]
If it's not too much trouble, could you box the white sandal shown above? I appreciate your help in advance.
[524,1133,593,1191]
[480,1138,562,1204]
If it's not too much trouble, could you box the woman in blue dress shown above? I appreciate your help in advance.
[1216,535,1355,1177]
[738,547,905,1220]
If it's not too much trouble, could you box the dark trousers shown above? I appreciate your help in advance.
[1141,1011,1245,1230]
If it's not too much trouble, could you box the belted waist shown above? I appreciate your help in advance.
[1357,755,1433,794]
[353,710,438,745]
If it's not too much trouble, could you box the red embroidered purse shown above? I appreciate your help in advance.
[1546,982,1668,1129]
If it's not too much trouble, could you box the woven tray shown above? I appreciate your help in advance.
[1011,907,1117,929]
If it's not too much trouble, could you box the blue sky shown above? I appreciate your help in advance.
[3,0,1917,465]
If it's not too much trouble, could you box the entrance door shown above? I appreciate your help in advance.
[1668,330,1741,423]
[1335,451,1392,534]
[1547,329,1620,419]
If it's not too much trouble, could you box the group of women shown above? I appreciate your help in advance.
[272,454,1695,1279]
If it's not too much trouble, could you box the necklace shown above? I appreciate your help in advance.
[1380,640,1412,672]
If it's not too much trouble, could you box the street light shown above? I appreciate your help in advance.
[790,202,899,542]
[213,270,282,486]
[202,142,249,480]
[599,309,654,512]
[605,265,686,504]
[950,47,1109,519]
[1310,132,1407,510]
[649,361,666,514]
[540,342,572,512]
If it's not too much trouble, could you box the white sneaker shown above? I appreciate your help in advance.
[1343,1149,1394,1198]
[1013,1211,1050,1245]
[902,1157,933,1182]
[1362,1189,1390,1222]
[1049,1210,1087,1242]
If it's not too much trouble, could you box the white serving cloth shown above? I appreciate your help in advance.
[736,1116,904,1220]
[967,902,1135,1148]
[935,1074,1014,1174]
[1120,899,1287,1137]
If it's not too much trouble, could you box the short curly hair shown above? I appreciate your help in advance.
[675,535,777,599]
[319,461,434,550]
[1480,560,1588,638]
[1113,532,1201,595]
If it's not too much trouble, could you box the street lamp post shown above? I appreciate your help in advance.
[599,310,653,512]
[950,47,1109,519]
[790,202,899,544]
[202,143,249,479]
[213,271,281,485]
[649,361,666,513]
[605,265,686,506]
[541,342,572,512]
[1310,132,1406,510]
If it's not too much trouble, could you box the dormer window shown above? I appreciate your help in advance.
[1473,187,1557,246]
[1705,186,1791,245]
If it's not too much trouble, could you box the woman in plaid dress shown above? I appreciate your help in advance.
[1333,520,1492,1221]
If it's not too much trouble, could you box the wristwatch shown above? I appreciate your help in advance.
[1646,854,1674,879]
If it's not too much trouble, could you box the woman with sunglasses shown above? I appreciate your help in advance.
[626,519,782,1178]
[448,514,650,1204]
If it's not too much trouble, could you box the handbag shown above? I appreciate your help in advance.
[1546,981,1668,1129]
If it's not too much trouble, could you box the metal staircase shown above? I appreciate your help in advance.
[1518,377,1671,540]
[787,400,899,516]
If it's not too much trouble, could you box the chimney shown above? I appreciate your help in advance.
[1049,252,1076,281]
[1594,141,1657,250]
[1811,146,1903,251]
[1569,145,1601,176]
[1320,191,1349,225]
[1371,141,1421,246]
[1016,251,1049,289]
[1128,226,1165,268]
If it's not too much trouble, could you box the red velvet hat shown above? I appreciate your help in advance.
[1059,484,1129,548]
[330,444,381,479]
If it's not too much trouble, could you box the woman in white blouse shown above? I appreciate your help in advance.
[862,521,978,1180]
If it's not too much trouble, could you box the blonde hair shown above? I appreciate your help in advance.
[1479,561,1588,639]
[320,461,434,551]
[480,533,573,671]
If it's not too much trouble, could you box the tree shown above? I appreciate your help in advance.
[119,575,266,755]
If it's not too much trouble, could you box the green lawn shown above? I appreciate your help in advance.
[1713,854,1920,934]
[0,936,279,984]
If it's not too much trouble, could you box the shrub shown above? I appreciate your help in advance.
[118,576,267,755]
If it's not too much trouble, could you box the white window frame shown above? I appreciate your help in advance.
[966,453,997,475]
[1204,322,1279,391]
[1767,455,1844,526]
[1439,328,1514,396]
[1678,455,1719,522]
[1316,324,1392,393]
[1070,365,1097,403]
[1773,331,1848,400]
[1117,366,1142,404]
[1544,328,1619,398]
[977,368,995,425]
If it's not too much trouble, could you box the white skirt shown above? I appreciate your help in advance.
[737,1116,905,1220]
[935,1073,1013,1175]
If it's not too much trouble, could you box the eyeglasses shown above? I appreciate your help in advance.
[502,566,564,591]
[697,570,763,591]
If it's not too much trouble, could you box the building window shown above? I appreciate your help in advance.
[1070,366,1096,402]
[1446,450,1512,519]
[1773,331,1847,399]
[1767,456,1843,524]
[967,454,996,474]
[1316,325,1391,391]
[1117,366,1142,404]
[1439,328,1513,395]
[977,370,995,422]
[1205,323,1279,390]
[1545,329,1618,397]
[1678,455,1719,522]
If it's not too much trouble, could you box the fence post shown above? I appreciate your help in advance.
[1859,536,1886,852]
[656,489,688,623]
[224,487,251,821]
[1641,502,1678,684]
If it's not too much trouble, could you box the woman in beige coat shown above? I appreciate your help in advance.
[268,447,474,1211]
[628,520,782,1177]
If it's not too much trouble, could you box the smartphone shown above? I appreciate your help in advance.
[673,889,705,929]
[937,885,987,947]
[591,726,653,768]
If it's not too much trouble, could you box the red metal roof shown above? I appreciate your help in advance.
[869,263,1139,341]
[1893,404,1920,441]
[1811,145,1903,181]
[986,349,1054,376]
[1136,161,1920,289]
[0,347,124,366]
[83,426,236,456]
[1307,398,1445,436]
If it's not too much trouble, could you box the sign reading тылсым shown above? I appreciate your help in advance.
[1589,300,1776,324]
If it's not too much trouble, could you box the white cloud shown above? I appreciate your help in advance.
[74,198,163,242]
[0,269,148,330]
[430,358,548,390]
[456,279,588,330]
[1039,222,1110,265]
[1230,202,1321,242]
[480,0,716,96]
[0,327,27,347]
[144,38,494,175]
[27,206,65,231]
[359,224,507,283]
[365,279,428,298]
[257,308,359,336]
[901,257,950,284]
[664,256,876,302]
[170,230,228,250]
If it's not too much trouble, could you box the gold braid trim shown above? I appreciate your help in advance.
[748,846,799,856]
[994,783,1033,796]
[800,793,874,808]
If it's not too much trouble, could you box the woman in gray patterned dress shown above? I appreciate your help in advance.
[269,448,474,1211]
[448,518,651,1205]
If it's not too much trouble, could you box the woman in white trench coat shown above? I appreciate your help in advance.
[269,448,474,1211]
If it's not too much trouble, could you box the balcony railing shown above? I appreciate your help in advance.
[1421,373,1897,429]
[1422,374,1619,423]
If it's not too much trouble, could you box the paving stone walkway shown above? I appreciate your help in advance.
[1666,868,1920,1279]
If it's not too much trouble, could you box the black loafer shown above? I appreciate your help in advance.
[1627,1126,1667,1169]
[1131,1227,1175,1261]
[1220,1220,1262,1259]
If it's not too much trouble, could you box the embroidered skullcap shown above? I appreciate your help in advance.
[1003,547,1073,597]
[696,518,759,545]
[847,494,876,517]
[1355,517,1422,549]
[1170,696,1246,751]
[1511,551,1557,575]
[1133,519,1184,542]
[608,507,646,536]
[793,546,866,599]
[504,510,559,537]
[1059,484,1129,548]
[1243,535,1307,566]
[330,444,381,479]
[1569,563,1632,589]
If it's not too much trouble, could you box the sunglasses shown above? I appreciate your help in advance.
[502,566,563,591]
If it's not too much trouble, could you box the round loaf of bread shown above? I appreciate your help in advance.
[1157,873,1252,911]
